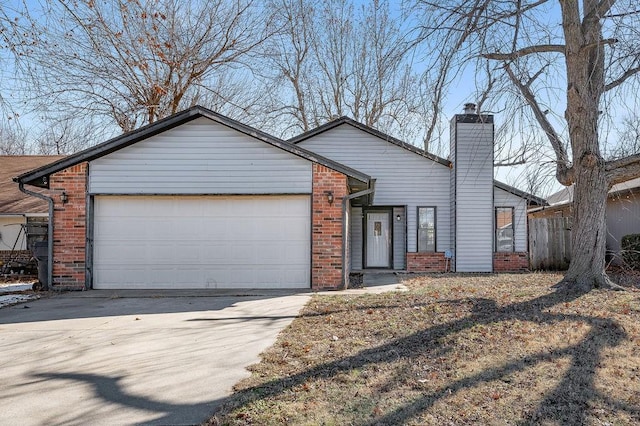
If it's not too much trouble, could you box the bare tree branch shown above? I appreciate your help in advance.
[502,63,573,185]
[606,153,640,186]
[483,44,565,60]
[604,9,640,18]
[494,158,526,167]
[605,65,640,92]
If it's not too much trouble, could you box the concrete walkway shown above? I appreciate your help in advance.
[0,290,310,425]
[336,273,408,295]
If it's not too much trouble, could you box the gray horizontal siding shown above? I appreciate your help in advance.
[350,207,363,270]
[450,126,456,266]
[393,207,406,269]
[494,186,527,252]
[606,194,640,258]
[89,117,312,194]
[298,124,451,252]
[453,122,494,272]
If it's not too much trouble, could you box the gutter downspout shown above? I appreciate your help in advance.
[18,183,54,290]
[341,181,375,289]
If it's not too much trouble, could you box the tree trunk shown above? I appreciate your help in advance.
[556,0,622,291]
[561,155,612,290]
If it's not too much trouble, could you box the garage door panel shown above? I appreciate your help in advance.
[173,245,203,262]
[93,195,310,289]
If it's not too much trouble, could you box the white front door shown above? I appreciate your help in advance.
[366,212,391,268]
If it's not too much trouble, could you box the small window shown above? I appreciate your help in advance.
[495,207,514,252]
[417,207,436,252]
[374,221,382,236]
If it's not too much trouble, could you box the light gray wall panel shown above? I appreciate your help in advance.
[393,207,406,269]
[350,207,363,270]
[0,217,27,250]
[89,117,312,194]
[606,193,640,257]
[452,121,494,272]
[450,124,457,267]
[494,187,527,252]
[344,204,351,283]
[298,125,451,253]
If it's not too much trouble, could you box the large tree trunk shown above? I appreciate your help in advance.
[556,0,621,291]
[562,156,612,290]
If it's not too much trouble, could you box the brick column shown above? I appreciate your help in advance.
[311,164,348,290]
[50,163,88,289]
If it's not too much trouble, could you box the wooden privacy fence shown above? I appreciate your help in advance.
[529,217,572,270]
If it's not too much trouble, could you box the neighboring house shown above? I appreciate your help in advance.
[14,105,545,291]
[0,155,64,266]
[529,177,640,264]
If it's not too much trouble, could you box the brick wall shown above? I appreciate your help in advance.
[406,252,530,273]
[493,252,529,272]
[311,164,348,290]
[0,250,37,277]
[406,252,449,272]
[50,163,88,289]
[0,250,33,266]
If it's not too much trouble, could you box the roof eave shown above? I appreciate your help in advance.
[16,107,205,186]
[493,180,548,206]
[15,106,371,188]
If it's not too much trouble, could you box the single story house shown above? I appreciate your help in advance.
[529,177,640,264]
[15,105,545,291]
[1,155,64,267]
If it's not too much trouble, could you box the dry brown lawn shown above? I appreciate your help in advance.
[207,273,640,425]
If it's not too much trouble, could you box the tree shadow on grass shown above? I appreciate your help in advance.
[210,287,639,425]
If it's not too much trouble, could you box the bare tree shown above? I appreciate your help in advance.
[260,0,428,143]
[413,0,640,290]
[0,1,35,124]
[0,122,29,155]
[32,115,103,155]
[15,0,272,132]
[257,0,317,135]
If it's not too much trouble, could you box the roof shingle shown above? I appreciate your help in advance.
[1,155,65,214]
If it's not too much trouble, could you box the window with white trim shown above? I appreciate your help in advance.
[495,207,514,252]
[417,207,436,252]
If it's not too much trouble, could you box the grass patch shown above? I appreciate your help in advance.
[207,273,640,425]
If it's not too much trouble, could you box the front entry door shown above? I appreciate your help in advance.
[366,211,391,268]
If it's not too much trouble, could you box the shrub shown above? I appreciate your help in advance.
[621,234,640,269]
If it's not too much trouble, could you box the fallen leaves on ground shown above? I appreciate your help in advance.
[207,273,640,425]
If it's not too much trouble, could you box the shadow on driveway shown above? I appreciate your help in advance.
[0,290,310,425]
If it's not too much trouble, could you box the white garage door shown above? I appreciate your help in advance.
[93,195,310,289]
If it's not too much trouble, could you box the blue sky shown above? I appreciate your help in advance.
[5,0,633,197]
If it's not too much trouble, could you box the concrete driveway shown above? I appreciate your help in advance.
[0,290,310,425]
